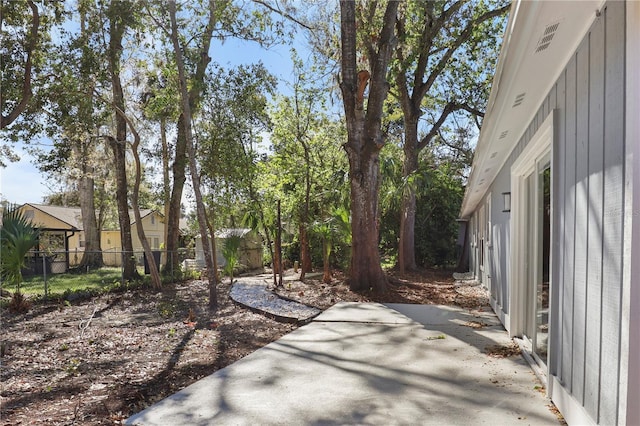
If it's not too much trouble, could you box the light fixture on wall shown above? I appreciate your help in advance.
[502,192,511,212]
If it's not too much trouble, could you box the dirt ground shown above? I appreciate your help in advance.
[1,269,489,425]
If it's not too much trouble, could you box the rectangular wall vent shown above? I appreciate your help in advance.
[536,22,560,53]
[513,93,526,107]
[490,152,498,159]
[499,130,509,139]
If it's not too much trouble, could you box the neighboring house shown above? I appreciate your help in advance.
[194,228,263,272]
[18,203,165,268]
[459,2,639,425]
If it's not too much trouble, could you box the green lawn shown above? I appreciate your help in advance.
[11,267,138,298]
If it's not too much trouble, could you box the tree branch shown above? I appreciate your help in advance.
[417,101,483,151]
[417,3,510,103]
[252,0,316,31]
[1,0,40,129]
[364,0,399,149]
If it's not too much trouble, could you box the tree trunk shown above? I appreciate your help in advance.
[164,114,187,272]
[322,239,331,284]
[339,0,398,292]
[108,137,138,279]
[107,5,137,280]
[398,118,419,273]
[0,0,39,129]
[163,1,217,274]
[346,147,386,292]
[78,172,103,269]
[160,116,170,268]
[169,0,217,309]
[130,136,162,289]
[299,145,312,280]
[298,223,312,281]
[274,199,283,286]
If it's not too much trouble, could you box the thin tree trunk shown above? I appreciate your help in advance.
[130,135,162,289]
[160,116,170,268]
[322,239,331,284]
[205,211,219,283]
[168,0,217,309]
[398,119,419,273]
[299,145,312,280]
[164,115,187,272]
[108,137,138,279]
[109,102,163,289]
[163,1,217,274]
[299,224,311,280]
[0,0,39,129]
[275,199,283,286]
[107,3,137,280]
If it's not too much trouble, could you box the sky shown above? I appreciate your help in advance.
[0,32,306,206]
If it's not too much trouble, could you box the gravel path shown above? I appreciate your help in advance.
[229,275,321,323]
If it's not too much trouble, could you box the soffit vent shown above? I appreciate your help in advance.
[535,22,560,53]
[513,93,526,107]
[499,130,509,139]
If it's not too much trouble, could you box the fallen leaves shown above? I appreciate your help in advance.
[485,342,522,358]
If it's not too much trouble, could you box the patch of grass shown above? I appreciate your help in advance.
[9,267,130,298]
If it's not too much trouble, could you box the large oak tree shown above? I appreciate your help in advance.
[393,0,509,272]
[339,1,398,292]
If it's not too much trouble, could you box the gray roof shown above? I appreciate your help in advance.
[23,203,155,230]
[215,228,252,239]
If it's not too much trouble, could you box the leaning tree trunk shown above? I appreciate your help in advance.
[108,137,138,279]
[107,2,137,280]
[163,1,217,274]
[169,0,217,309]
[339,0,398,292]
[120,108,162,289]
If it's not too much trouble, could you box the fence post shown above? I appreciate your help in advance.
[121,250,125,288]
[42,252,48,299]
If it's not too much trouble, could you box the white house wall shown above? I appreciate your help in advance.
[469,2,629,424]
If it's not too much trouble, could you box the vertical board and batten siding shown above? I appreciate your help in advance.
[562,52,578,401]
[599,2,625,423]
[572,34,590,405]
[470,2,626,424]
[584,15,605,419]
[489,167,511,316]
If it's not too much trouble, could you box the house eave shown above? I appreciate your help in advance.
[460,0,603,219]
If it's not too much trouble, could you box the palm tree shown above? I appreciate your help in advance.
[1,205,39,295]
[222,234,242,284]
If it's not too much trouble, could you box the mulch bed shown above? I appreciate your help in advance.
[1,268,488,425]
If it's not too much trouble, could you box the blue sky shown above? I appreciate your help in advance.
[0,34,305,205]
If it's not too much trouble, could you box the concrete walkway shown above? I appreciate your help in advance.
[127,302,559,425]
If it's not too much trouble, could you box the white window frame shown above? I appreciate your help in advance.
[509,111,554,338]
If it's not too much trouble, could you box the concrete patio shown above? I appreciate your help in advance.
[127,302,560,425]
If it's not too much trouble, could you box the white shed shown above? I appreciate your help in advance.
[194,228,263,272]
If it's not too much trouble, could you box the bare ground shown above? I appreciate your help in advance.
[1,269,489,425]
